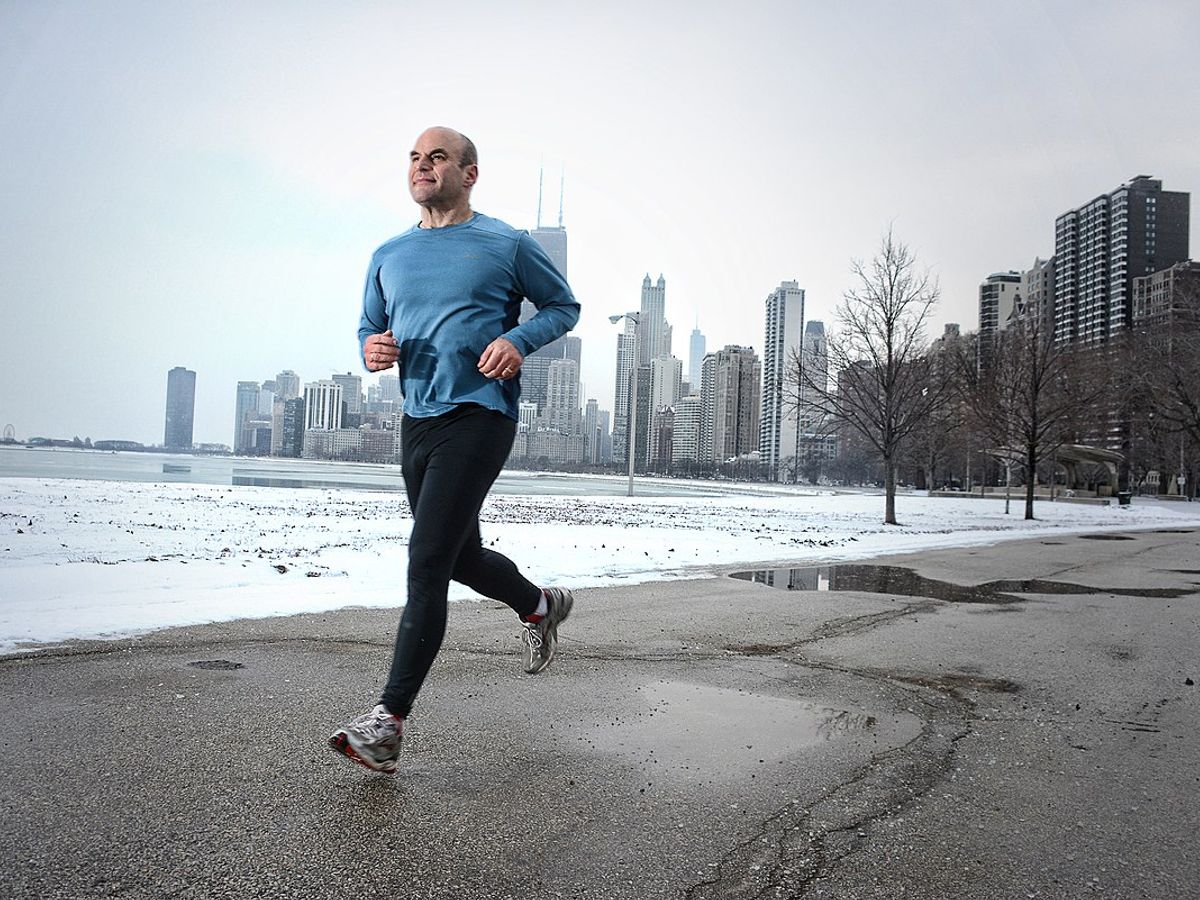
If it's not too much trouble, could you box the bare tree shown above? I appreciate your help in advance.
[1125,272,1200,495]
[965,316,1106,519]
[788,229,951,524]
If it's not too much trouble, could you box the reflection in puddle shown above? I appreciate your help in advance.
[584,681,919,785]
[231,474,406,492]
[731,565,1022,604]
[730,565,1197,601]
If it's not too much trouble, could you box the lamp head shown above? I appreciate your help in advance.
[608,314,623,324]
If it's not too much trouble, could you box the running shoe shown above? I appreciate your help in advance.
[328,704,403,773]
[521,587,574,674]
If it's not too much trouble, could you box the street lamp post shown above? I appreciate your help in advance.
[610,312,640,497]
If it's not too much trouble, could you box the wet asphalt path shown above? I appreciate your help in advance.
[1,526,1198,899]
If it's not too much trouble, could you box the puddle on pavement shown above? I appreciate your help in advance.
[583,680,921,786]
[1078,534,1135,541]
[730,565,1022,603]
[729,565,1197,601]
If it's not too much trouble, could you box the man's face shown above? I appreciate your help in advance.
[409,128,476,207]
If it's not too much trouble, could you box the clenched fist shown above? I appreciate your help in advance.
[364,330,399,372]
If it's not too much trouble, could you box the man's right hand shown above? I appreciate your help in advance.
[364,329,399,372]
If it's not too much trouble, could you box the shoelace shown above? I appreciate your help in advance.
[352,708,398,741]
[521,621,543,651]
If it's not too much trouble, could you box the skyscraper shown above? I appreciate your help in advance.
[544,357,582,435]
[1054,175,1190,345]
[274,370,301,400]
[638,274,670,363]
[271,396,306,458]
[304,381,343,431]
[332,372,363,415]
[796,320,834,471]
[521,172,579,424]
[978,272,1023,337]
[703,345,761,464]
[799,320,828,430]
[977,271,1023,372]
[163,367,196,450]
[1020,257,1056,337]
[760,281,805,477]
[648,356,682,462]
[583,399,611,465]
[612,315,637,463]
[671,394,703,467]
[233,381,260,453]
[687,325,706,393]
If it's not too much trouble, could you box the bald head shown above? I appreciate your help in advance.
[420,126,477,168]
[409,126,479,223]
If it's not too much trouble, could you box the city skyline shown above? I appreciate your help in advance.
[2,3,1198,445]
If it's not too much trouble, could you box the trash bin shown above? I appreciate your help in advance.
[1117,491,1132,506]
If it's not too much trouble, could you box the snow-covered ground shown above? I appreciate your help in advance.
[3,476,1199,653]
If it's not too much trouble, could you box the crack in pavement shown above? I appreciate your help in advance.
[684,664,973,900]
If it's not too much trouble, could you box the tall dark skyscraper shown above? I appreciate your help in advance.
[521,166,579,417]
[1054,175,1190,345]
[163,366,196,450]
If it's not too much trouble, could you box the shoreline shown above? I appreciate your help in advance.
[5,473,1200,655]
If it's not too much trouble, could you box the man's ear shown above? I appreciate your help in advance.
[463,164,479,187]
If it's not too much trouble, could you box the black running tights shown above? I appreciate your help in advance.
[380,405,541,718]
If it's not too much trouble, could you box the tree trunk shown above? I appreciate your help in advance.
[884,456,898,524]
[1025,441,1037,520]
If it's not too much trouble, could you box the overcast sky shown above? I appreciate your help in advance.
[1,0,1197,447]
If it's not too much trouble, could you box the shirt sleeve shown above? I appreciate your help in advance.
[357,256,389,372]
[500,233,581,357]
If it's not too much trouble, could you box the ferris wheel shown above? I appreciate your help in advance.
[2,424,14,441]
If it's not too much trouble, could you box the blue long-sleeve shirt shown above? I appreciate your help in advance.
[358,212,580,421]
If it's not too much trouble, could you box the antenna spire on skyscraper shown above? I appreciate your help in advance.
[536,161,544,229]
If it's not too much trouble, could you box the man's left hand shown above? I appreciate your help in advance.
[478,337,524,380]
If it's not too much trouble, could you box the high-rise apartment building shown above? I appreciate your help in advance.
[977,271,1023,372]
[544,358,582,436]
[163,367,196,450]
[671,394,703,466]
[304,381,343,431]
[1019,257,1056,336]
[522,336,581,413]
[703,345,761,464]
[1054,175,1190,345]
[760,281,805,477]
[233,381,260,454]
[1133,260,1200,327]
[978,272,1022,336]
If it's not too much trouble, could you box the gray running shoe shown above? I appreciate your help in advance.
[328,704,403,773]
[521,587,574,674]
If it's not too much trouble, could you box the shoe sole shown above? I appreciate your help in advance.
[328,731,399,774]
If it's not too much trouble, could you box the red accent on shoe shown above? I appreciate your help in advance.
[522,612,545,624]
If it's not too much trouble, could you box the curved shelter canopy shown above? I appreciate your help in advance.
[985,444,1125,489]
